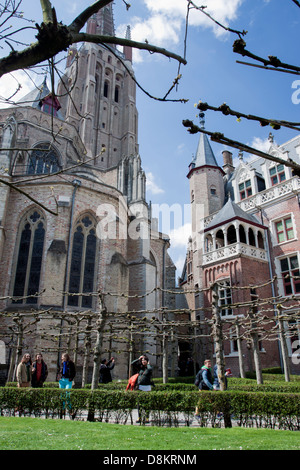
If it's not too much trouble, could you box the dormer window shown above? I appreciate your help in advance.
[42,103,56,116]
[269,164,286,186]
[239,179,252,200]
[40,94,61,117]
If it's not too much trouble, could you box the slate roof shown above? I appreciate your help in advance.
[205,194,265,231]
[16,77,64,120]
[192,130,219,168]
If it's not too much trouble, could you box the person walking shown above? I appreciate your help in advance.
[131,355,153,423]
[31,353,48,388]
[57,353,76,388]
[194,359,214,421]
[16,353,32,388]
[197,359,214,391]
[99,357,115,384]
[57,353,76,418]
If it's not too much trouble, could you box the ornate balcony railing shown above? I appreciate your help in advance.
[202,242,267,266]
[204,177,300,228]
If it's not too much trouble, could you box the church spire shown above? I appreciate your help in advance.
[86,3,115,37]
[124,25,133,62]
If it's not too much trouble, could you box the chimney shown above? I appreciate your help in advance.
[222,150,234,177]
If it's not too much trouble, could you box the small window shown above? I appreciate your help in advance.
[280,255,300,296]
[114,86,119,103]
[269,164,286,186]
[210,186,217,196]
[275,216,295,243]
[239,179,252,200]
[104,81,109,98]
[42,103,57,116]
[218,280,233,316]
[287,320,300,355]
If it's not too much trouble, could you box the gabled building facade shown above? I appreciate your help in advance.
[180,117,300,376]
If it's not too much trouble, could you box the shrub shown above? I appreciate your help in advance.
[1,387,299,430]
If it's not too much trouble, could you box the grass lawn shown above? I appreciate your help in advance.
[0,417,299,450]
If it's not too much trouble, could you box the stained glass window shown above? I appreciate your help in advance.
[13,210,45,304]
[27,143,60,175]
[68,215,97,308]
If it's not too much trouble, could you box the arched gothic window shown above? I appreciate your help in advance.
[12,209,45,304]
[68,214,97,308]
[27,143,60,175]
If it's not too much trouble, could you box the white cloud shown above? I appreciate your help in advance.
[118,0,244,62]
[250,136,272,154]
[169,222,191,248]
[0,71,36,107]
[146,171,165,194]
[144,0,244,37]
[117,13,181,63]
[231,136,272,167]
[173,253,186,275]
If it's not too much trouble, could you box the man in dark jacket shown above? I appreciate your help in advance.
[131,355,153,389]
[31,353,48,388]
[197,359,214,390]
[99,357,115,383]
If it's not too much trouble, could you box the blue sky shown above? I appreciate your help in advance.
[1,0,299,277]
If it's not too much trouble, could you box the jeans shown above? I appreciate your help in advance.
[59,378,73,411]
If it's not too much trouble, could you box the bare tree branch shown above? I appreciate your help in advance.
[195,100,300,132]
[188,0,247,38]
[233,38,300,75]
[0,1,186,78]
[182,119,300,176]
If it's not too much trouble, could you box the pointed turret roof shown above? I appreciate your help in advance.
[193,115,218,168]
[204,193,265,231]
[187,114,222,178]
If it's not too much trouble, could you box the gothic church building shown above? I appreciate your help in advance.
[0,5,176,383]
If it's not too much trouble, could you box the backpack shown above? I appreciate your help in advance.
[194,369,203,387]
[125,373,139,391]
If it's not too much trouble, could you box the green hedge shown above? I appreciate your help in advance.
[196,391,300,431]
[6,375,300,394]
[1,387,299,430]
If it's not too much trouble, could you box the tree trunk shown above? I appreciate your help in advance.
[211,284,226,390]
[162,325,168,384]
[277,306,290,382]
[235,319,246,378]
[249,308,263,385]
[211,283,232,428]
[91,294,107,390]
[81,316,92,388]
